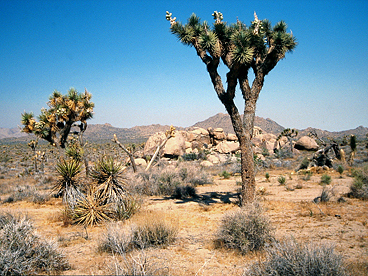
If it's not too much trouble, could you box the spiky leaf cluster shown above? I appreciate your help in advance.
[53,158,83,206]
[168,11,297,72]
[73,186,113,227]
[21,88,94,148]
[90,156,127,202]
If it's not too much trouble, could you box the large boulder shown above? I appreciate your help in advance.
[215,141,240,154]
[143,132,166,156]
[294,136,319,151]
[187,127,211,148]
[163,130,186,157]
[227,133,238,141]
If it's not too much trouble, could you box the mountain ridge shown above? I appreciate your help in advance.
[1,113,367,144]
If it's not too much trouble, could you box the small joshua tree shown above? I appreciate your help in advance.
[167,11,296,204]
[21,88,94,149]
[277,128,298,154]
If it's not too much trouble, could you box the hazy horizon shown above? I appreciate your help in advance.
[1,0,367,132]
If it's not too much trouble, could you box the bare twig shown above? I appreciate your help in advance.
[145,126,176,171]
[112,134,137,173]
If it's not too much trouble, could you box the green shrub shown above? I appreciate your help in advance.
[172,185,197,199]
[337,165,344,177]
[320,174,332,185]
[245,239,348,276]
[298,157,310,170]
[265,172,270,182]
[349,165,368,200]
[219,170,231,179]
[216,203,274,254]
[278,176,286,185]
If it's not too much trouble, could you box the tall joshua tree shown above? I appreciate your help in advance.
[167,11,297,204]
[21,88,94,148]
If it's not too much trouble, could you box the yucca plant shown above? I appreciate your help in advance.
[53,158,83,207]
[90,156,127,203]
[73,186,113,227]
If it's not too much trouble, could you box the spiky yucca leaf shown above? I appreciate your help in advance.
[54,158,83,206]
[91,156,127,202]
[73,187,112,227]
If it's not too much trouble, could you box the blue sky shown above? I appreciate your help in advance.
[1,0,367,131]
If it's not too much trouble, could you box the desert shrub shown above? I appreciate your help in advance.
[320,174,332,185]
[265,172,270,182]
[172,185,197,199]
[216,203,274,254]
[337,165,344,177]
[3,185,49,204]
[278,175,286,185]
[314,186,334,203]
[298,157,310,170]
[114,195,142,221]
[110,250,169,276]
[132,217,178,249]
[135,165,211,196]
[219,170,231,179]
[176,163,212,186]
[244,239,348,276]
[100,214,178,253]
[181,152,199,161]
[98,223,133,254]
[0,213,69,275]
[302,170,312,181]
[349,165,368,200]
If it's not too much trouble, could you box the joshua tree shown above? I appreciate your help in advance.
[277,128,298,154]
[167,11,297,203]
[21,88,94,148]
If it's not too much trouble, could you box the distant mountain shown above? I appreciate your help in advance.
[1,114,367,144]
[83,123,184,144]
[0,127,27,139]
[191,113,284,135]
[298,126,368,140]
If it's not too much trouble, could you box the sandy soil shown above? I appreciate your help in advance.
[1,165,367,275]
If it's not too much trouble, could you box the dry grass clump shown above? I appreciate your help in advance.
[132,213,178,249]
[99,212,178,254]
[110,250,169,276]
[0,212,69,275]
[216,202,274,254]
[244,239,348,276]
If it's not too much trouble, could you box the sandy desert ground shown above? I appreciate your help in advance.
[0,143,367,275]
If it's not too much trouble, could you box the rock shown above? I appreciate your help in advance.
[134,158,147,167]
[227,133,238,141]
[294,136,319,151]
[187,128,211,147]
[185,141,192,149]
[207,155,220,164]
[253,126,263,136]
[200,160,214,167]
[215,141,240,154]
[163,130,186,157]
[143,132,166,156]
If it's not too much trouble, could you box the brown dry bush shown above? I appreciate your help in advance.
[216,202,274,254]
[244,239,348,276]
